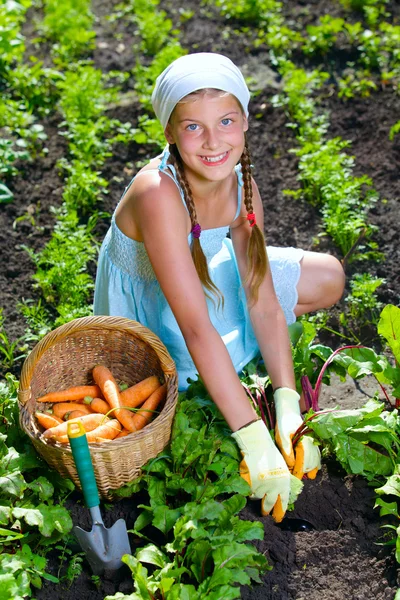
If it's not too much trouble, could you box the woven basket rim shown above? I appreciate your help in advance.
[18,315,177,407]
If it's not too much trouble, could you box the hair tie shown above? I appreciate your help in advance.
[246,212,256,227]
[191,223,201,239]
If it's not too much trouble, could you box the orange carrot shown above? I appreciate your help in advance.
[37,385,102,404]
[35,412,63,429]
[64,410,88,420]
[42,413,107,441]
[115,428,131,438]
[92,365,139,432]
[86,419,122,443]
[56,419,123,444]
[120,376,161,409]
[52,402,93,419]
[83,397,110,415]
[130,384,167,432]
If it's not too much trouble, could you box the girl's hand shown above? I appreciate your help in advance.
[232,419,291,523]
[274,387,321,480]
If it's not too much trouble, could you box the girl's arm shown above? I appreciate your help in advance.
[230,178,296,391]
[130,172,257,432]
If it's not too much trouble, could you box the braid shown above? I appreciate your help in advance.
[240,135,269,305]
[168,144,223,306]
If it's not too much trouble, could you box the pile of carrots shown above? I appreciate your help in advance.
[34,365,167,444]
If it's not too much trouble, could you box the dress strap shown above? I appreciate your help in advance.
[158,147,189,215]
[234,164,244,220]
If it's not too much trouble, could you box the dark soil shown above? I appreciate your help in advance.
[2,0,400,598]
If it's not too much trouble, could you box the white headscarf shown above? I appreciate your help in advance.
[151,53,250,130]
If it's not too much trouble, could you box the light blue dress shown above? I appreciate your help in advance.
[93,151,304,390]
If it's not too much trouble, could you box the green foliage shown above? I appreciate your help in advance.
[133,0,177,55]
[23,207,98,325]
[4,60,63,115]
[0,544,59,598]
[306,400,399,479]
[0,374,73,597]
[0,0,31,76]
[341,273,385,336]
[0,137,30,178]
[207,0,282,25]
[339,0,389,27]
[40,0,95,61]
[375,465,400,563]
[57,66,117,124]
[263,23,304,56]
[113,393,270,598]
[337,71,378,99]
[16,299,52,356]
[302,16,345,56]
[376,305,400,398]
[59,158,109,214]
[389,120,400,141]
[55,539,85,586]
[0,309,25,370]
[0,183,13,203]
[273,61,380,266]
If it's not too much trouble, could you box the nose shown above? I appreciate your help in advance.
[203,127,220,150]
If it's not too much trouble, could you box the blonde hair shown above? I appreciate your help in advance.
[168,92,269,306]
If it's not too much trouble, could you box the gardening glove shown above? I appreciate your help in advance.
[232,419,291,523]
[274,387,321,480]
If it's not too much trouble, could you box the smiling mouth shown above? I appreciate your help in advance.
[199,151,229,163]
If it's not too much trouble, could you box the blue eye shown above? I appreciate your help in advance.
[187,123,198,131]
[221,118,232,126]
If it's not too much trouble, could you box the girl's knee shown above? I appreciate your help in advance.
[319,254,346,305]
[298,252,345,312]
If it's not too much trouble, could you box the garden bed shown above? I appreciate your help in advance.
[1,0,400,598]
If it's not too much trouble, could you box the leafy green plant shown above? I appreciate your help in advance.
[114,391,271,598]
[55,539,85,586]
[341,273,385,339]
[0,544,59,599]
[0,0,30,78]
[0,308,25,370]
[337,71,378,99]
[206,0,282,25]
[389,120,400,141]
[17,298,52,347]
[302,399,398,480]
[339,0,389,27]
[40,0,95,62]
[0,137,30,178]
[0,183,13,203]
[376,305,400,405]
[129,0,177,55]
[0,375,74,598]
[374,466,400,563]
[302,16,345,56]
[56,66,117,125]
[23,207,99,326]
[58,158,109,214]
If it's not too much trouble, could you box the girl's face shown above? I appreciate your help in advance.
[165,92,248,182]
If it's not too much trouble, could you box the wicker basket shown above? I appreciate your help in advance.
[18,315,178,498]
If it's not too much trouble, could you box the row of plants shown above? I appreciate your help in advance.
[211,0,392,338]
[0,0,135,595]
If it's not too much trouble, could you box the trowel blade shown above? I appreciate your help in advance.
[74,518,132,575]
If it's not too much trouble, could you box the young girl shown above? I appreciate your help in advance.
[94,53,345,523]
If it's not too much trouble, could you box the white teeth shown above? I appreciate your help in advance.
[201,152,227,163]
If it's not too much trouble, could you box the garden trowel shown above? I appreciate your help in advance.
[67,422,132,575]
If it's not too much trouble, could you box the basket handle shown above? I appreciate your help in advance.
[18,315,176,406]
